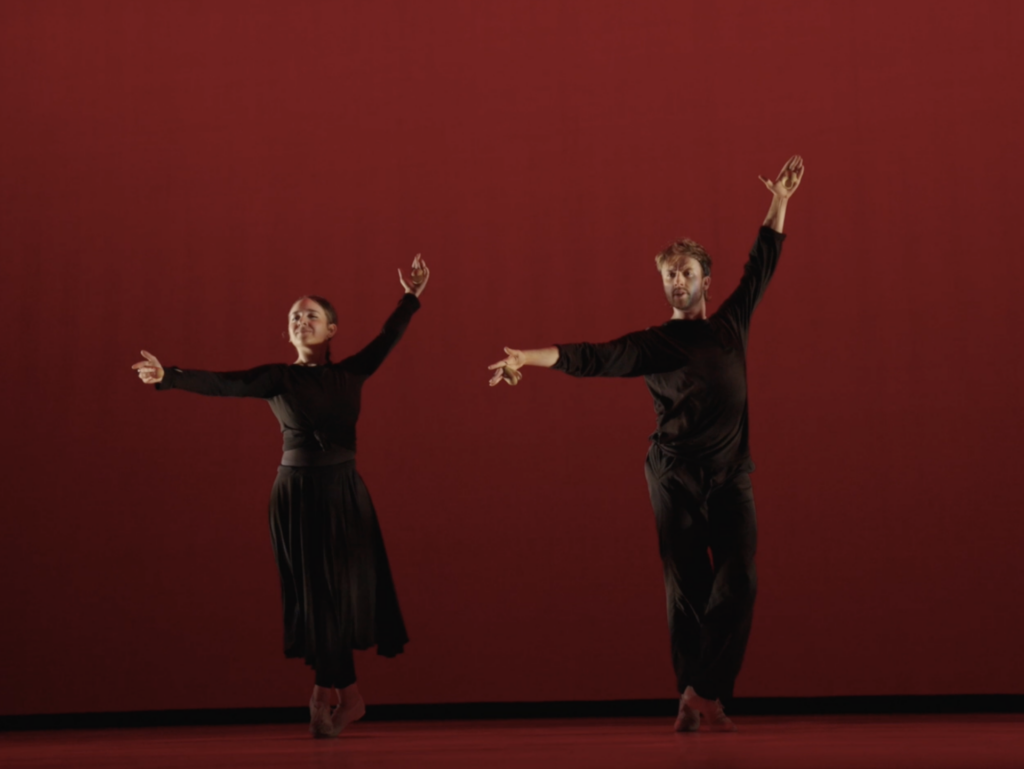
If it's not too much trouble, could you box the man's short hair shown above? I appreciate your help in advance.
[655,239,712,278]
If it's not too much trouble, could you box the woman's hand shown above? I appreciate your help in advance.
[399,254,430,297]
[487,347,526,387]
[759,155,804,200]
[132,350,165,384]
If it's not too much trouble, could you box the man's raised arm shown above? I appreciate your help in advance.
[759,155,804,233]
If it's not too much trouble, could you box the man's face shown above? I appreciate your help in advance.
[661,256,709,312]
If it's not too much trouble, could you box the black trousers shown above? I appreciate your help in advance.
[644,444,758,701]
[314,649,356,689]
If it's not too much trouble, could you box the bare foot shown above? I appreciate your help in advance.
[331,683,367,733]
[682,686,737,732]
[674,690,700,732]
[309,689,339,738]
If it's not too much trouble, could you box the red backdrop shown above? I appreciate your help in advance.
[2,0,1023,715]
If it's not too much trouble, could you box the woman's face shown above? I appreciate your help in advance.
[287,298,337,348]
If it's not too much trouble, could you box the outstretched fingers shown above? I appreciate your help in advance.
[132,352,157,371]
[786,155,805,190]
[132,350,164,384]
[792,155,805,181]
[760,155,805,194]
[487,348,524,387]
[777,155,797,180]
[401,254,430,295]
[488,349,521,371]
[487,365,522,387]
[134,365,159,383]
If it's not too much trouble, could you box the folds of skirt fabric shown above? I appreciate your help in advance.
[269,462,408,669]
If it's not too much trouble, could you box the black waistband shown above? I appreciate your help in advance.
[280,448,355,467]
[647,441,754,477]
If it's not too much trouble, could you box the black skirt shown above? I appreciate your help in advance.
[268,461,408,665]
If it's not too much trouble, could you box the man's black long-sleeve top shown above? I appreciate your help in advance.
[552,227,785,470]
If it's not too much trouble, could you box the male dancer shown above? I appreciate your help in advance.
[488,156,804,732]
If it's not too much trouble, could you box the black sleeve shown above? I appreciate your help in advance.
[713,226,786,344]
[155,363,287,398]
[336,293,421,377]
[551,329,683,378]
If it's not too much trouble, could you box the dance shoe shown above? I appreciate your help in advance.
[681,686,737,732]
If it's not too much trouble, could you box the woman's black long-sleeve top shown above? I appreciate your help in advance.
[552,227,785,470]
[155,294,420,455]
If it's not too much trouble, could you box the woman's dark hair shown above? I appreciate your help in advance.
[299,295,339,363]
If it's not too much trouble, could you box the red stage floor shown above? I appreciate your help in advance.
[2,715,1023,769]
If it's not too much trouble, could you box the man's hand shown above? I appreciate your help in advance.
[759,155,804,200]
[399,254,430,297]
[132,350,165,384]
[488,347,527,387]
[760,155,804,232]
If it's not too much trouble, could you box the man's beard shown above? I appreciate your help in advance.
[668,288,700,310]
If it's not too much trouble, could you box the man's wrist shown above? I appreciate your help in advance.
[522,347,559,368]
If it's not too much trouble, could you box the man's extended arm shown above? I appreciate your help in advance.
[487,346,563,386]
[488,331,682,386]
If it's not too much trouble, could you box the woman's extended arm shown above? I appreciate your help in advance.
[132,350,285,398]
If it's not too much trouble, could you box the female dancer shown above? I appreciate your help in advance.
[132,255,430,738]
